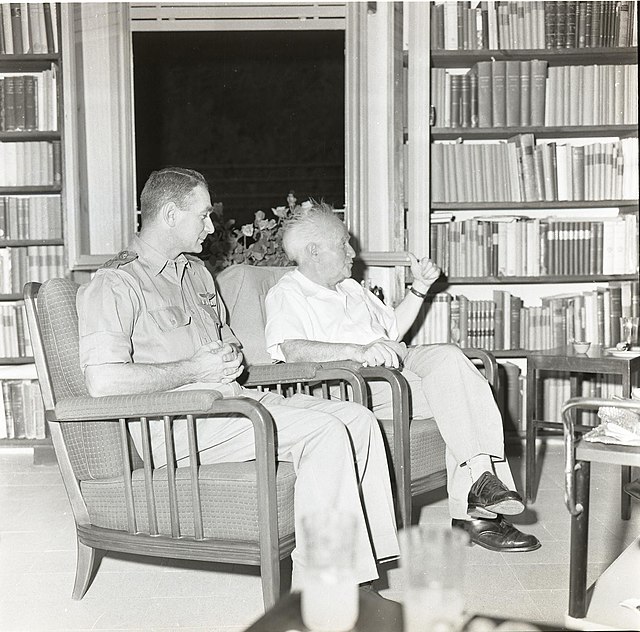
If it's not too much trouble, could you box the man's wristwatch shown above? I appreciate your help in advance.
[409,285,428,300]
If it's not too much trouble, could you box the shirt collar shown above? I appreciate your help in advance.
[131,234,191,277]
[291,268,347,299]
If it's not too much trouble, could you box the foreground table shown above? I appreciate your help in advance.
[244,591,565,631]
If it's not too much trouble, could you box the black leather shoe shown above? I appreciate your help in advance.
[452,516,541,552]
[467,471,525,518]
[624,477,640,500]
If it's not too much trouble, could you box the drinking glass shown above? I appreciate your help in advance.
[620,316,640,348]
[399,525,468,632]
[300,512,359,632]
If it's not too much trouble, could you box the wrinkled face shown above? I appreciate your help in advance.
[315,218,356,287]
[174,185,215,253]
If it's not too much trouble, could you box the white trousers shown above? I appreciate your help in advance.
[370,343,517,520]
[135,389,399,586]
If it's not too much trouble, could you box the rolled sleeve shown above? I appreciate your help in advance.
[77,271,137,371]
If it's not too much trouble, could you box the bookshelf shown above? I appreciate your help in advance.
[395,1,639,433]
[1,3,63,459]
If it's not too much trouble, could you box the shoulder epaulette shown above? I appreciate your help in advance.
[101,250,138,269]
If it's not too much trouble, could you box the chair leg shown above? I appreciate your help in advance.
[260,551,281,610]
[621,465,632,520]
[72,539,98,600]
[569,460,590,619]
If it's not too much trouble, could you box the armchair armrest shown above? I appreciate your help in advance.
[562,397,640,516]
[460,348,499,389]
[52,390,224,422]
[242,361,368,406]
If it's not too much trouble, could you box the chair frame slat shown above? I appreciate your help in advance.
[163,415,181,538]
[186,414,204,540]
[139,417,158,535]
[119,419,137,534]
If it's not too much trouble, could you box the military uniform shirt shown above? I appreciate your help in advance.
[77,234,242,398]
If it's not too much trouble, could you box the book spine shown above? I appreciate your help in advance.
[530,59,548,127]
[491,60,506,127]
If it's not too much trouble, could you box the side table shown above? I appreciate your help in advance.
[562,397,640,622]
[525,345,640,517]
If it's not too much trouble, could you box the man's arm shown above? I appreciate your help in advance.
[84,341,244,397]
[393,255,441,340]
[281,338,406,369]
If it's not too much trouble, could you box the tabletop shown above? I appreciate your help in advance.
[527,345,640,372]
[243,591,567,632]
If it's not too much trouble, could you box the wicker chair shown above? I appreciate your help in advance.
[216,264,499,528]
[23,278,366,608]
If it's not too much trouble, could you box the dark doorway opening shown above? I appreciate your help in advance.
[132,29,345,227]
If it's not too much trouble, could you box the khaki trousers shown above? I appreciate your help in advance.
[371,343,517,520]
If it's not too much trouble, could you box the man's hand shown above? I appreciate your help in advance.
[358,339,407,369]
[190,341,245,384]
[409,253,441,294]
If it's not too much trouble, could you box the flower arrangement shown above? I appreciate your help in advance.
[203,191,307,273]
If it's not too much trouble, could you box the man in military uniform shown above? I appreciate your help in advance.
[76,167,399,590]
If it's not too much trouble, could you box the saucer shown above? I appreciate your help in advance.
[604,347,640,358]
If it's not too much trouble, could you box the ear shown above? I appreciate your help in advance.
[305,241,319,259]
[162,201,178,227]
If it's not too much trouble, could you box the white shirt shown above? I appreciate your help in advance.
[264,269,399,361]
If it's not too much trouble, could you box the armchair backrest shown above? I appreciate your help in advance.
[24,279,138,480]
[216,264,293,365]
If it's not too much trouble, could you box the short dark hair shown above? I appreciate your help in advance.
[140,167,209,223]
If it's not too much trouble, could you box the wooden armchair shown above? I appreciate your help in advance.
[216,264,499,528]
[23,278,366,608]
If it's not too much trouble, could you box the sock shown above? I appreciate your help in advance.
[467,454,493,482]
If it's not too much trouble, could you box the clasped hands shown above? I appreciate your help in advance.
[359,339,408,369]
[190,341,245,384]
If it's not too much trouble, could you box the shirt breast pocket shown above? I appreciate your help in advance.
[148,306,191,332]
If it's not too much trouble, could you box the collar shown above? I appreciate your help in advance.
[131,234,191,277]
[291,268,347,299]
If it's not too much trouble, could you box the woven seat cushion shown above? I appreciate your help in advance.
[81,461,296,541]
[378,416,446,481]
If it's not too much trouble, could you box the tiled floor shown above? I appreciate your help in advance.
[0,439,638,631]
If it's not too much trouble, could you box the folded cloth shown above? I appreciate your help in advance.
[585,393,640,447]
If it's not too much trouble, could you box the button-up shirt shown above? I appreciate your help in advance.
[264,269,398,362]
[77,234,242,397]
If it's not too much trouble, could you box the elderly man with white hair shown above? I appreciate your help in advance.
[265,200,540,553]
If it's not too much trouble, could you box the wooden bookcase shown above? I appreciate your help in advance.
[396,2,639,433]
[0,3,64,460]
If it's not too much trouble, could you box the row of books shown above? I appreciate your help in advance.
[408,280,640,351]
[431,1,637,51]
[430,214,638,278]
[431,63,637,129]
[498,367,623,433]
[545,64,638,127]
[0,380,45,440]
[0,71,58,132]
[0,140,62,186]
[0,3,58,55]
[0,300,31,358]
[430,135,639,203]
[0,245,65,293]
[539,372,623,427]
[0,196,63,241]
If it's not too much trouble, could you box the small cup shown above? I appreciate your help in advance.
[300,512,359,632]
[572,341,591,354]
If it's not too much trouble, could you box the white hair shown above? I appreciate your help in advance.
[282,200,343,264]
